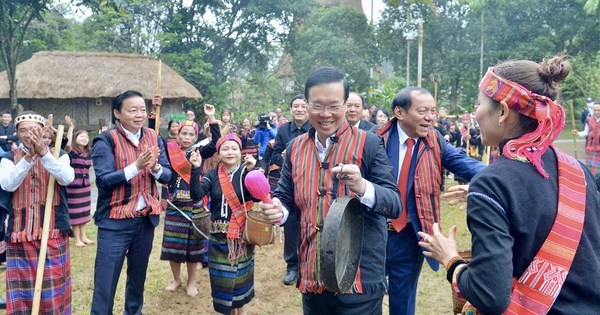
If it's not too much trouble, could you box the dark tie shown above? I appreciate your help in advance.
[392,138,415,232]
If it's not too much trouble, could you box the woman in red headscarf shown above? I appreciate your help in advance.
[420,55,600,314]
[160,104,220,297]
[190,134,259,315]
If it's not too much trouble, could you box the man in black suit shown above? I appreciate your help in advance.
[345,92,375,131]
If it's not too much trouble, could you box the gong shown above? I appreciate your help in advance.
[320,196,364,293]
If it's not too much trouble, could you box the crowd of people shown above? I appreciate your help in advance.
[0,54,599,315]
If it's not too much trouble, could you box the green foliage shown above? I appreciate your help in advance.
[367,77,405,108]
[289,6,377,93]
[562,52,600,112]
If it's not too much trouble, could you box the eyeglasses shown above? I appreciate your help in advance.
[308,103,344,113]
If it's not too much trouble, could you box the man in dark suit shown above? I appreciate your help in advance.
[260,67,401,314]
[345,92,375,131]
[0,111,18,152]
[373,87,485,315]
[91,91,171,314]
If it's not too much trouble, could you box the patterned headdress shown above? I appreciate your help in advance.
[460,113,471,120]
[216,134,242,152]
[178,120,199,134]
[14,112,45,127]
[479,67,565,178]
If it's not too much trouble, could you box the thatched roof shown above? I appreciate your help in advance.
[0,51,202,100]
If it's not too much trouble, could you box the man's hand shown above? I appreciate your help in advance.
[259,197,283,224]
[152,94,163,109]
[148,146,161,172]
[135,147,156,170]
[443,184,469,211]
[29,126,48,156]
[331,163,366,196]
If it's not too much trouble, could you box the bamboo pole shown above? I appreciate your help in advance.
[155,59,162,133]
[31,124,64,314]
[569,100,578,160]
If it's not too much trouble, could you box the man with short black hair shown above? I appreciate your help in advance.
[91,90,171,314]
[260,67,401,314]
[345,92,375,131]
[0,110,18,152]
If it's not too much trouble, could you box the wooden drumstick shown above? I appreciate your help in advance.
[32,124,64,314]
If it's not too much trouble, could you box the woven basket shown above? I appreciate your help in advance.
[242,211,275,246]
[451,249,472,314]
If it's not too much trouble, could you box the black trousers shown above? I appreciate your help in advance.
[302,291,383,315]
[91,216,155,315]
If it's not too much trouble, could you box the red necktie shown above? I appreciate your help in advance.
[392,138,415,232]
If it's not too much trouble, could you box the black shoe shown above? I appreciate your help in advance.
[283,270,298,285]
[0,296,6,309]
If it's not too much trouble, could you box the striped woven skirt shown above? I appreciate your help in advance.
[6,235,71,314]
[586,151,600,174]
[160,203,207,264]
[66,185,91,226]
[209,233,255,314]
[268,170,281,194]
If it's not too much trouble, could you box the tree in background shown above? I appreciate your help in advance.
[289,6,376,93]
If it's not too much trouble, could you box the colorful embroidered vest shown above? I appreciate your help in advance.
[11,149,60,242]
[375,119,444,236]
[106,125,162,219]
[585,117,600,152]
[288,122,366,294]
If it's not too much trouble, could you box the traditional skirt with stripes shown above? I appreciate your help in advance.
[160,202,207,264]
[66,185,91,226]
[209,233,255,314]
[586,151,600,174]
[268,170,280,194]
[6,235,71,314]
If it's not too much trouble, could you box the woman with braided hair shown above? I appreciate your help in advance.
[421,55,600,314]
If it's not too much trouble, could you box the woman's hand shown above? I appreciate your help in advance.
[204,104,216,122]
[243,154,256,169]
[418,223,460,267]
[189,148,202,168]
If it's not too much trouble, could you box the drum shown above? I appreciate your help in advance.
[320,196,364,293]
[242,211,275,246]
[192,211,211,241]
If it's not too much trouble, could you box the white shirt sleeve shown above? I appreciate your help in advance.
[39,151,75,186]
[356,180,376,209]
[0,156,32,192]
[124,163,141,181]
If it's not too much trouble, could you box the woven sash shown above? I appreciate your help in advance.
[167,142,191,184]
[217,164,253,264]
[504,148,586,315]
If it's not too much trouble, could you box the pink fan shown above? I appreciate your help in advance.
[244,170,272,204]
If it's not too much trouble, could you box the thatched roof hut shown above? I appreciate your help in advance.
[0,51,202,99]
[0,51,202,131]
